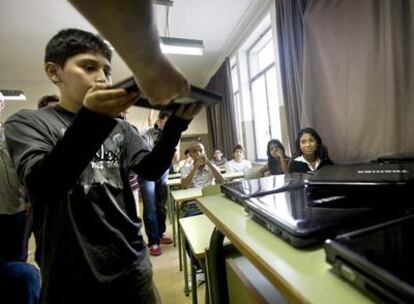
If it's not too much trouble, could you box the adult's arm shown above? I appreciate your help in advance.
[68,0,189,105]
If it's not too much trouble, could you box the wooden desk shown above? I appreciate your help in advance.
[167,178,181,187]
[171,187,203,205]
[171,187,204,272]
[222,171,244,181]
[180,214,231,303]
[197,194,373,304]
[180,214,214,302]
[166,178,182,246]
[168,173,181,179]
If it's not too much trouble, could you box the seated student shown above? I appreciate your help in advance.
[5,28,201,304]
[259,139,289,176]
[226,144,252,173]
[180,142,224,189]
[289,127,333,173]
[210,149,227,171]
[178,148,194,171]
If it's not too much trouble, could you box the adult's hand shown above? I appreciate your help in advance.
[174,103,203,121]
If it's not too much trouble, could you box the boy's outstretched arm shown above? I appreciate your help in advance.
[134,104,202,180]
[68,0,189,105]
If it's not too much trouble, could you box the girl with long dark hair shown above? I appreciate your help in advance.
[289,128,333,173]
[259,139,289,176]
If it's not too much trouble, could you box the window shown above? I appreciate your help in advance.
[230,56,243,146]
[248,28,282,160]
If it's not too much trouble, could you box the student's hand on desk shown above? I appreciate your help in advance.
[83,83,138,117]
[175,103,203,121]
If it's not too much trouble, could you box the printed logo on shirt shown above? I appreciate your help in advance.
[91,133,124,170]
[81,133,125,192]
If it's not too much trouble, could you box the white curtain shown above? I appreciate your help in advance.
[300,0,414,163]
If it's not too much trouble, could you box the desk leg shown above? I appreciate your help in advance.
[172,198,177,247]
[177,204,182,271]
[191,253,198,304]
[166,185,172,224]
[201,259,210,304]
[207,227,228,304]
[182,226,189,296]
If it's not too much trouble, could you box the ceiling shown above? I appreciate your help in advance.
[0,0,269,105]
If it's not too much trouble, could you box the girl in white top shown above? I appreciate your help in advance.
[226,144,252,172]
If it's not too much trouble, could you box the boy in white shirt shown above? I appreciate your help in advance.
[226,144,252,172]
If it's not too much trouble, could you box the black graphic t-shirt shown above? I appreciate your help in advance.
[5,105,188,295]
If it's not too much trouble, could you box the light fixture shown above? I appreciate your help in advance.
[153,0,173,6]
[159,4,204,56]
[160,37,204,56]
[0,90,27,101]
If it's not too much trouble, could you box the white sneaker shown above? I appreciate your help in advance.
[196,271,206,286]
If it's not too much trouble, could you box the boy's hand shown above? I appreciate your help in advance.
[194,155,207,169]
[175,103,203,121]
[83,83,138,117]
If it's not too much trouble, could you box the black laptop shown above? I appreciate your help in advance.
[221,173,307,205]
[305,163,414,199]
[377,153,414,164]
[325,214,414,303]
[244,188,413,248]
[112,76,222,111]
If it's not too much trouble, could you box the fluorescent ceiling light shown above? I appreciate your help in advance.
[0,90,27,101]
[160,37,204,56]
[153,0,173,6]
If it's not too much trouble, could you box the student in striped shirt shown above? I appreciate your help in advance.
[181,142,224,189]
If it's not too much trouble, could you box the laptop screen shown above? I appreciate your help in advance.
[332,215,414,287]
[222,173,306,199]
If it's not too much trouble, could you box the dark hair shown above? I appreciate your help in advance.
[267,139,287,175]
[233,144,244,154]
[293,127,329,160]
[45,28,112,67]
[38,94,59,109]
[184,149,190,155]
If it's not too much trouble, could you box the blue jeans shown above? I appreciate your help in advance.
[138,171,168,246]
[0,261,41,304]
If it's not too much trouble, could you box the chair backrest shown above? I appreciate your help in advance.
[243,167,261,180]
[202,184,222,196]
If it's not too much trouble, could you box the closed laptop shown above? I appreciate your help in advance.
[244,189,411,248]
[305,163,414,199]
[221,173,307,205]
[325,214,414,303]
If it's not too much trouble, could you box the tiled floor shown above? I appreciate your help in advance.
[149,223,206,304]
[28,204,205,304]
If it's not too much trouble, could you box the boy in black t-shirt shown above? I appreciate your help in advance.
[5,28,201,304]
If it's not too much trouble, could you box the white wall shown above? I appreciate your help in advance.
[126,106,208,134]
